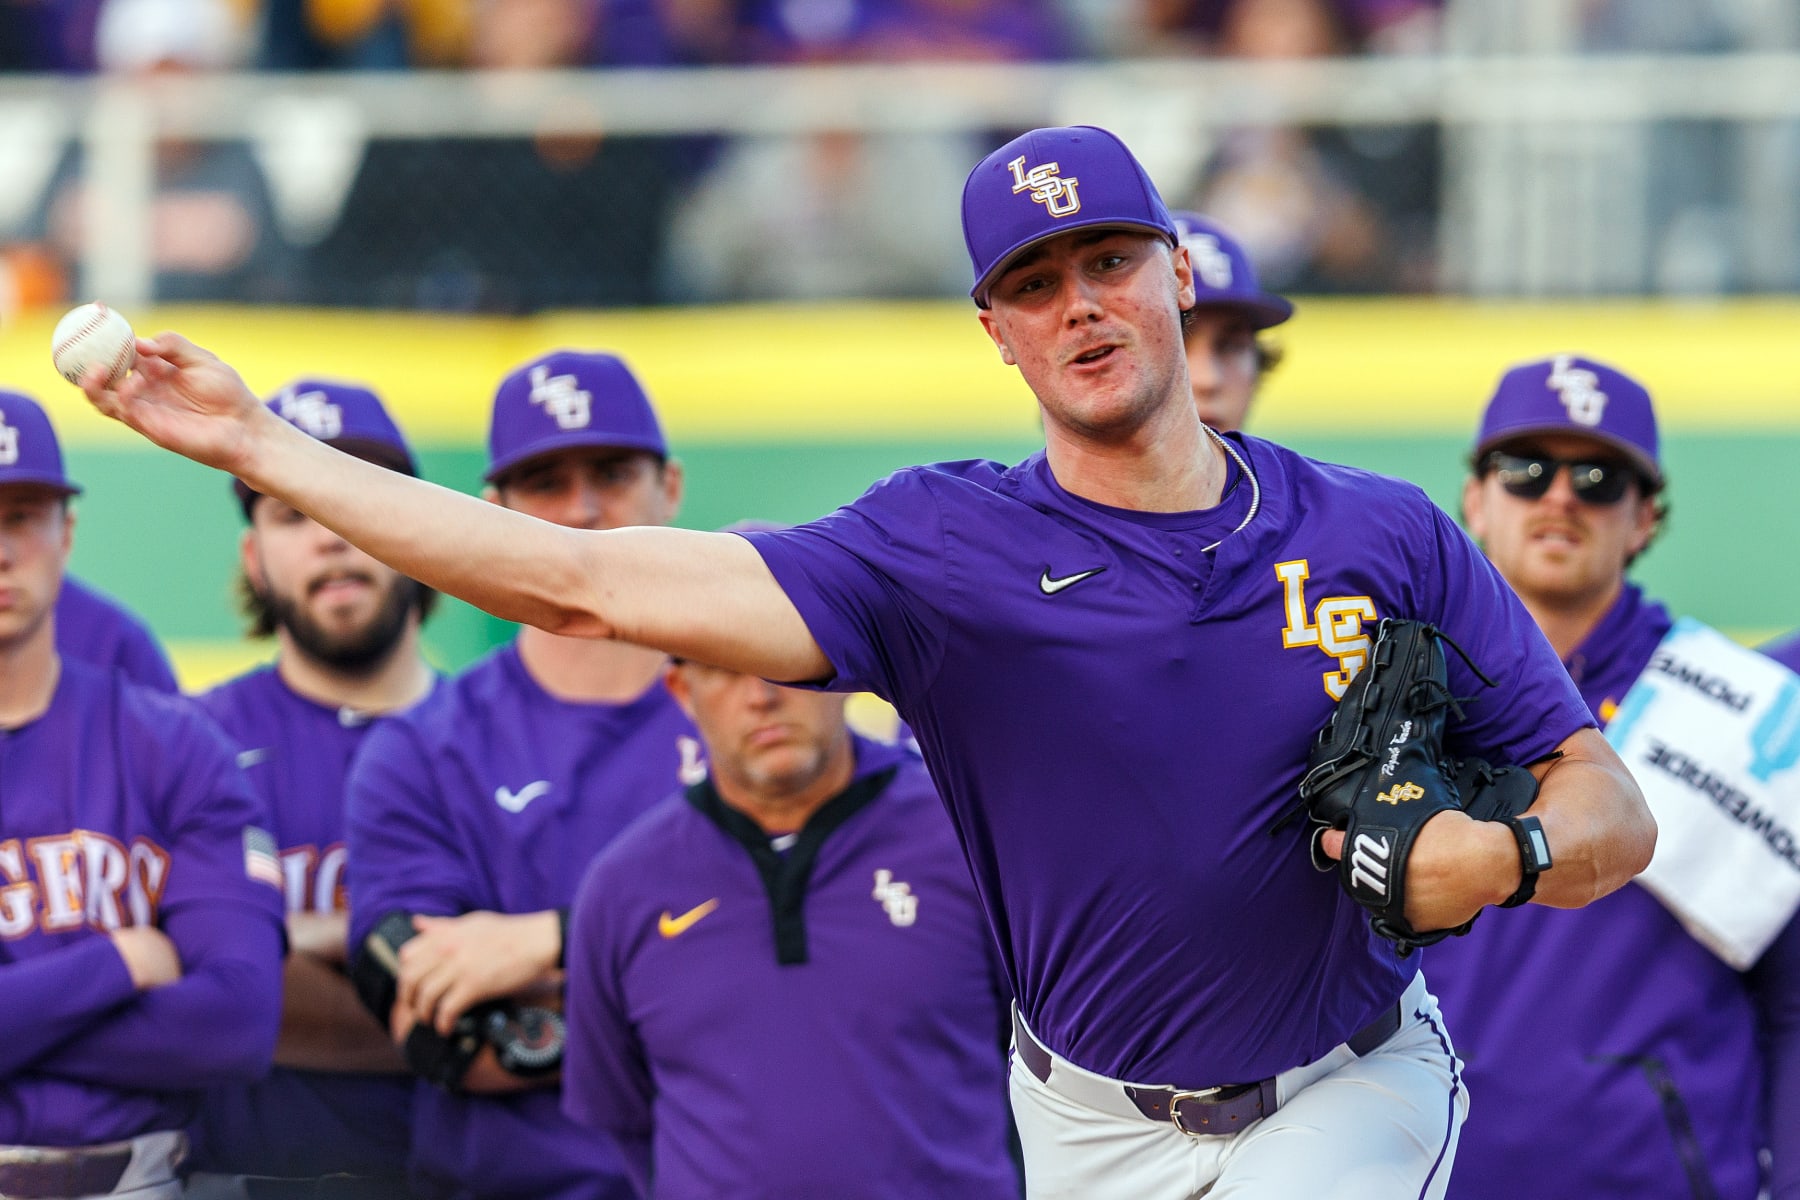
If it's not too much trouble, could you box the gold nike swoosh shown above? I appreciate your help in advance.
[657,899,719,939]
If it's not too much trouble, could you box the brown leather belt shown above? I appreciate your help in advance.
[1014,1000,1404,1136]
[0,1143,134,1199]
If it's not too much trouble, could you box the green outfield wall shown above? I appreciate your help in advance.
[3,299,1796,686]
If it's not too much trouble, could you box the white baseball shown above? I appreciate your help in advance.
[51,301,137,387]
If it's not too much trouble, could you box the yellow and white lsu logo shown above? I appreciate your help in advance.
[1007,156,1080,217]
[1276,559,1378,699]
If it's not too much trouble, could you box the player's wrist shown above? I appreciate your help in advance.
[1496,813,1552,908]
[1473,818,1527,909]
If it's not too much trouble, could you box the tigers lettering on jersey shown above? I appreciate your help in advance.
[279,842,348,914]
[0,832,171,937]
[1275,559,1378,699]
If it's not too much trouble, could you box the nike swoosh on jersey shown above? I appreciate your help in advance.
[494,780,552,813]
[1039,567,1106,595]
[236,747,273,769]
[658,899,719,939]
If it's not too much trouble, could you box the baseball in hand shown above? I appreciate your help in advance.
[51,301,136,386]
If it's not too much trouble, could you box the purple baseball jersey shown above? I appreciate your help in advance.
[186,665,430,1178]
[55,575,179,692]
[1429,584,1800,1200]
[0,659,284,1146]
[346,642,700,1200]
[740,434,1591,1087]
[563,736,1015,1200]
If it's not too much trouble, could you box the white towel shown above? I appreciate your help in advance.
[1605,617,1800,969]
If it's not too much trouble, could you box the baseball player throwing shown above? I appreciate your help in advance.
[76,125,1655,1200]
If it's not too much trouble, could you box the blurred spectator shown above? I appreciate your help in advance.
[732,0,1071,63]
[0,0,107,71]
[10,0,299,303]
[297,0,689,310]
[257,0,468,69]
[662,0,1072,303]
[1177,0,1440,293]
[1134,0,1442,55]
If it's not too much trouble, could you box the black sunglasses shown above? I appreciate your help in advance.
[1481,451,1639,506]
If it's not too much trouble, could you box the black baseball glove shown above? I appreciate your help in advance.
[1275,618,1539,956]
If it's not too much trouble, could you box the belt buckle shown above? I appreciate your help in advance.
[1166,1086,1226,1137]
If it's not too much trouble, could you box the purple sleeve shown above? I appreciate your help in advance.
[561,855,653,1147]
[1751,911,1800,1198]
[0,939,137,1075]
[739,468,952,699]
[1423,502,1595,766]
[1761,631,1800,676]
[345,717,476,953]
[27,903,282,1087]
[114,626,179,694]
[26,702,284,1087]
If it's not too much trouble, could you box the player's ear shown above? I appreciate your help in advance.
[662,660,696,718]
[1171,243,1196,310]
[1460,475,1488,540]
[239,527,266,589]
[657,457,684,522]
[977,310,1016,366]
[1625,490,1658,558]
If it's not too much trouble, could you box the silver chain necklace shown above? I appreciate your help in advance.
[1199,424,1260,553]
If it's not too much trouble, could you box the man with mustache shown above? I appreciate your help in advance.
[561,527,1017,1200]
[186,381,438,1194]
[1428,355,1800,1200]
[343,351,700,1200]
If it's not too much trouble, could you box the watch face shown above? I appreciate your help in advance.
[487,1006,566,1073]
[1515,815,1553,870]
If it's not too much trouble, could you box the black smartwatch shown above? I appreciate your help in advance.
[1499,814,1553,908]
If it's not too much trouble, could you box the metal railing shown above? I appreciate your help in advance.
[3,53,1798,306]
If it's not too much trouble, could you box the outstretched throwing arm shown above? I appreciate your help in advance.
[81,334,829,682]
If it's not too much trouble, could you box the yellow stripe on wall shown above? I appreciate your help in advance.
[7,299,1797,443]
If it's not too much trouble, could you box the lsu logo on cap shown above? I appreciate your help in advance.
[1548,354,1607,426]
[529,364,592,431]
[0,416,18,466]
[1187,233,1234,288]
[1008,155,1080,217]
[276,389,344,440]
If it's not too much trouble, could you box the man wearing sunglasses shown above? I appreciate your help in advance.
[1428,354,1800,1200]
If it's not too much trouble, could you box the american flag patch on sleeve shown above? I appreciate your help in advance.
[243,826,283,889]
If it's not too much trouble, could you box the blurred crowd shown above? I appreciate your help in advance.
[0,0,1789,313]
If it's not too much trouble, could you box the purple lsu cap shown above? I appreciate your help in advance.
[1171,211,1294,330]
[485,351,667,482]
[237,379,417,516]
[1473,354,1662,488]
[0,390,82,495]
[963,125,1178,308]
